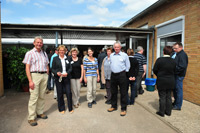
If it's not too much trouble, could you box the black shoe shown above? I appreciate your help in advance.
[92,101,97,104]
[105,100,111,104]
[156,112,164,117]
[88,103,92,108]
[172,106,181,111]
[37,114,48,119]
[165,112,171,116]
[139,90,144,94]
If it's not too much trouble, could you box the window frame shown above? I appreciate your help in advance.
[156,16,185,58]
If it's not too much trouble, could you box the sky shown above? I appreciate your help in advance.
[2,0,158,27]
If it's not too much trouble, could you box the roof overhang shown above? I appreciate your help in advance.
[2,23,153,44]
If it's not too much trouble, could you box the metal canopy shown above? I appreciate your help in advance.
[2,23,153,43]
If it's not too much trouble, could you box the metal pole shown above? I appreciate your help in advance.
[55,31,58,47]
[129,37,132,49]
[60,32,63,45]
[146,34,150,78]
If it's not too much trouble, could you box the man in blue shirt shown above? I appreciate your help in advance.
[107,41,130,116]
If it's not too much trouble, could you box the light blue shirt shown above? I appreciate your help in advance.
[110,51,130,73]
[50,53,58,68]
[171,52,176,59]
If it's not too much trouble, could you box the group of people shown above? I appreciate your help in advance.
[23,36,188,126]
[153,42,188,117]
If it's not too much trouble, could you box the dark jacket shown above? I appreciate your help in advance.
[127,56,139,79]
[153,56,176,90]
[52,56,72,79]
[174,50,188,77]
[98,52,107,70]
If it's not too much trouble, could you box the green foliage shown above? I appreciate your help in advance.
[6,46,30,91]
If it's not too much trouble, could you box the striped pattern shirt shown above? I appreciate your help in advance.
[23,48,49,72]
[134,52,146,72]
[83,57,98,77]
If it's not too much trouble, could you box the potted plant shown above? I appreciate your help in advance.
[6,46,30,92]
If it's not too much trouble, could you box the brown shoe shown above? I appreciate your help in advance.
[28,120,37,126]
[120,110,126,116]
[107,107,117,112]
[60,111,65,114]
[74,105,79,108]
[37,114,48,119]
[70,110,74,114]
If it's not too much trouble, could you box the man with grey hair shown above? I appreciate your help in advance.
[134,46,147,96]
[23,36,49,126]
[107,41,130,116]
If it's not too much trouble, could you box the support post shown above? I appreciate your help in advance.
[0,1,4,96]
[129,37,132,49]
[55,31,58,47]
[146,34,150,78]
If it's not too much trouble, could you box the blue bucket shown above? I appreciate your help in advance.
[145,78,156,91]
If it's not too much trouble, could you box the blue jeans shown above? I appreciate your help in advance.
[127,79,136,105]
[173,76,184,109]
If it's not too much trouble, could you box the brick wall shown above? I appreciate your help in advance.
[0,20,4,96]
[124,0,200,105]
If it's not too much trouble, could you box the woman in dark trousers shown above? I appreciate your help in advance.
[126,49,139,105]
[52,45,73,114]
[153,46,176,117]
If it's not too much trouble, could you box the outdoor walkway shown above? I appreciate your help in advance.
[0,84,199,133]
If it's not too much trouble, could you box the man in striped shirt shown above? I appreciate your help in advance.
[23,36,49,126]
[134,46,147,96]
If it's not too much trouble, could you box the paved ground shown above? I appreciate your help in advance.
[0,84,199,133]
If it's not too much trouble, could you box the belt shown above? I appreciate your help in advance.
[31,71,47,74]
[111,70,126,75]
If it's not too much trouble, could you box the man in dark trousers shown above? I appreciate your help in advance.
[98,48,107,89]
[134,46,147,96]
[172,42,188,111]
[107,41,130,116]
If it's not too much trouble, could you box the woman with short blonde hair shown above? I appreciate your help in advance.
[70,47,83,108]
[52,45,73,114]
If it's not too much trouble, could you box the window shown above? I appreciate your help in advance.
[156,16,185,57]
[160,34,181,56]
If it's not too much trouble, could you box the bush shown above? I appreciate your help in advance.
[6,46,30,91]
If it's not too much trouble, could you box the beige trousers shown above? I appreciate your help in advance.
[86,76,97,103]
[28,73,48,120]
[70,79,81,105]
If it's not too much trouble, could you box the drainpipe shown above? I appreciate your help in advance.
[150,25,155,78]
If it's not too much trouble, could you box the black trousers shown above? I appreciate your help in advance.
[158,89,172,115]
[111,71,127,111]
[55,77,73,112]
[106,80,111,101]
[136,71,144,95]
[99,70,105,89]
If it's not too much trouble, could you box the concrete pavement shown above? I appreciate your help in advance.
[0,84,199,133]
